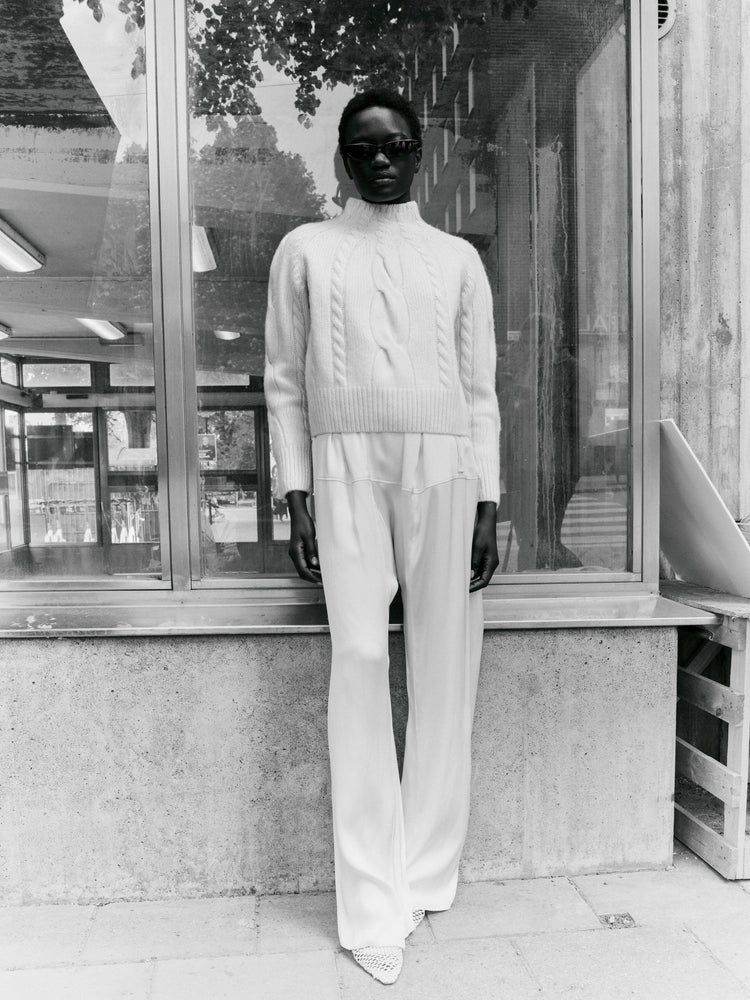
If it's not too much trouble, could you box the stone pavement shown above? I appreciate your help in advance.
[2,842,750,999]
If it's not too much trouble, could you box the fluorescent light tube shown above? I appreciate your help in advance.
[192,225,217,272]
[0,218,45,273]
[76,318,127,341]
[0,322,11,340]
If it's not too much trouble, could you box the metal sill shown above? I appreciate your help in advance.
[0,592,717,638]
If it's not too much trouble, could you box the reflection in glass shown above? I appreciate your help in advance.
[22,363,91,389]
[187,0,632,579]
[0,0,162,581]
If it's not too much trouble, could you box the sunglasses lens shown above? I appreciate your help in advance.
[383,140,414,157]
[343,144,375,161]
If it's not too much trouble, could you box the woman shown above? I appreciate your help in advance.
[264,87,500,985]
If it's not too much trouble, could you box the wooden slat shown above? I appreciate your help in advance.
[674,804,740,879]
[682,639,723,675]
[677,667,744,724]
[724,638,750,851]
[675,737,743,806]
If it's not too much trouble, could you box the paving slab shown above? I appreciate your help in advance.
[152,951,340,1000]
[82,897,256,964]
[0,960,153,1000]
[428,876,600,940]
[0,903,94,970]
[258,891,339,954]
[336,937,541,1000]
[686,914,750,990]
[572,863,750,929]
[515,925,750,1000]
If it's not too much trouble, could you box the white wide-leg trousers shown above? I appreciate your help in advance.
[312,432,484,950]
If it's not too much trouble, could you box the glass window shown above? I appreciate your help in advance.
[1,358,18,386]
[22,364,91,389]
[183,0,635,583]
[0,0,163,583]
[2,411,23,552]
[1,0,643,597]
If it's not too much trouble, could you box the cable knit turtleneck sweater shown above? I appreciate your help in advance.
[264,197,500,502]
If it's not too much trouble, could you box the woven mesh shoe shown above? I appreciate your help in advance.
[410,908,425,934]
[351,945,404,985]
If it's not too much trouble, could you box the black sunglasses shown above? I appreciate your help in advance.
[341,139,421,162]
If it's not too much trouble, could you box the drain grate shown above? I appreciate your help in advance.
[658,0,676,38]
[599,912,637,929]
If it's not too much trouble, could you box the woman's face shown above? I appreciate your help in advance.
[341,106,421,205]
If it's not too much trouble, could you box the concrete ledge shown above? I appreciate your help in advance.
[0,627,677,902]
[0,591,714,637]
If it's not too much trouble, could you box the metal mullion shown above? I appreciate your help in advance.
[148,0,198,591]
[626,0,644,584]
[634,0,661,590]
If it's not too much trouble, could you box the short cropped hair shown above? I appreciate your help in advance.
[338,87,422,149]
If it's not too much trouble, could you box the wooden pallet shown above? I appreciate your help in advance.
[664,582,750,879]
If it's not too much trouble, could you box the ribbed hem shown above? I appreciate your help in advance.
[308,387,470,437]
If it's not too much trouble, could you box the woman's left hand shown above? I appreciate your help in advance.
[470,501,499,592]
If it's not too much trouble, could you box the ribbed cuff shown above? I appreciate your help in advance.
[276,443,313,497]
[476,456,500,504]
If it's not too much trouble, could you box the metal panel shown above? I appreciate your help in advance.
[145,0,173,586]
[639,0,662,591]
[150,0,195,591]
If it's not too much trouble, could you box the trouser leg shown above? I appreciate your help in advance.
[393,436,483,912]
[313,433,484,945]
[313,440,410,949]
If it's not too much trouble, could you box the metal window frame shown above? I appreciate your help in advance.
[0,0,662,625]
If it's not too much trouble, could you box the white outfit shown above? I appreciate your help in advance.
[263,197,500,950]
[264,197,500,505]
[314,431,484,948]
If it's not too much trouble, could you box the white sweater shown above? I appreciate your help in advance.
[264,197,500,502]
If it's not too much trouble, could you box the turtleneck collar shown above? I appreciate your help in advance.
[342,197,422,226]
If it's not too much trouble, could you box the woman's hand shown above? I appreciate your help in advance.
[470,501,499,592]
[286,490,322,583]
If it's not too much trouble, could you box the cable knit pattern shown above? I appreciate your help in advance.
[330,233,357,386]
[264,197,500,502]
[400,227,453,389]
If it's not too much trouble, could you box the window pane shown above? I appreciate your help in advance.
[0,1,163,582]
[185,0,632,580]
[22,363,91,389]
[1,358,19,386]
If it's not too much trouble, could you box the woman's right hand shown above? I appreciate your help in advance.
[286,490,322,583]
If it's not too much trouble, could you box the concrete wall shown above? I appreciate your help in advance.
[0,627,676,904]
[660,0,750,517]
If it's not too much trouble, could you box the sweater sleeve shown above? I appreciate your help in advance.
[459,247,501,503]
[264,231,313,496]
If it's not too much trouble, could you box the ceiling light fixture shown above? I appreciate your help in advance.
[76,318,127,341]
[213,328,241,341]
[192,225,217,272]
[0,322,12,340]
[0,218,46,273]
